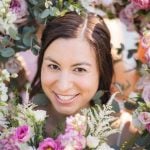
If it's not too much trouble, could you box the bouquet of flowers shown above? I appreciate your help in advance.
[123,29,150,149]
[0,69,119,150]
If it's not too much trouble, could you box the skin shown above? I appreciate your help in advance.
[41,37,99,115]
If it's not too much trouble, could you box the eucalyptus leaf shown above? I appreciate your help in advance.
[1,47,15,58]
[28,0,38,5]
[1,36,10,46]
[8,27,20,40]
[23,33,33,47]
[40,9,50,18]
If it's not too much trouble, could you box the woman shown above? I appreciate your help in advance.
[31,11,114,134]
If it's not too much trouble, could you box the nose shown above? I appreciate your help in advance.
[56,72,73,92]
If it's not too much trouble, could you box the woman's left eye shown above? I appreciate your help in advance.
[74,67,87,73]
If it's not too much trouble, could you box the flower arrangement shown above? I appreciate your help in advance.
[122,29,150,149]
[0,69,118,150]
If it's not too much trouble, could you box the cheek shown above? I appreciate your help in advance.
[77,75,99,95]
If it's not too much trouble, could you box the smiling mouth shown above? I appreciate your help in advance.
[54,92,79,104]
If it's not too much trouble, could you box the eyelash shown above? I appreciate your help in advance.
[47,65,87,73]
[48,64,60,71]
[74,67,87,73]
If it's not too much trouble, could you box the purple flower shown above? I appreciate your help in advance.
[15,125,31,143]
[9,0,28,19]
[146,123,150,132]
[130,0,150,9]
[138,112,150,125]
[56,130,86,150]
[37,138,59,150]
[142,84,150,105]
[119,3,139,31]
[0,134,19,150]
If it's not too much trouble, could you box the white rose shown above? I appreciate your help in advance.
[86,135,99,148]
[33,110,47,122]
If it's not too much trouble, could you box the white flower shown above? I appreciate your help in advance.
[17,143,35,150]
[64,144,75,150]
[1,69,10,82]
[33,110,47,122]
[97,143,115,150]
[0,112,8,128]
[11,73,18,78]
[0,93,8,102]
[86,135,99,148]
[101,0,113,7]
[0,82,8,102]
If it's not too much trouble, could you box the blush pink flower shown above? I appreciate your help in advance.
[138,112,150,125]
[141,31,150,49]
[0,134,19,150]
[146,123,150,132]
[130,0,150,9]
[56,130,86,150]
[15,125,31,143]
[66,114,87,135]
[37,138,59,150]
[142,84,150,105]
[145,48,150,63]
[119,3,139,31]
[9,0,28,19]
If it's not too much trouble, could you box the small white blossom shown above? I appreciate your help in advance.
[33,110,47,122]
[97,143,115,150]
[11,73,18,78]
[86,135,99,148]
[0,93,8,102]
[1,69,10,82]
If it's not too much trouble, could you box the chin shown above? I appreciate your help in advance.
[56,108,78,116]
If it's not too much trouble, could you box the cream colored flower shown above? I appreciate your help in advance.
[86,135,99,148]
[33,110,47,122]
[97,143,115,150]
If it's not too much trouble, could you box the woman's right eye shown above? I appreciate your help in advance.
[48,64,60,71]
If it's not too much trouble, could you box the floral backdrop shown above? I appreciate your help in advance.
[0,0,150,150]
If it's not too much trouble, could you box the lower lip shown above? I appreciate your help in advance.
[54,93,79,104]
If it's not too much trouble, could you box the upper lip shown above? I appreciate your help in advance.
[53,91,79,96]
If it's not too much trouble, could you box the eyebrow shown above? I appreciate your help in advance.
[44,56,92,67]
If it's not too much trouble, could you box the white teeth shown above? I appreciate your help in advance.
[57,95,75,101]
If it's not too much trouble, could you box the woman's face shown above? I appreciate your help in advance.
[41,38,99,115]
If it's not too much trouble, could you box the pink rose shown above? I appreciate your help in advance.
[38,138,59,150]
[10,0,28,19]
[138,112,150,125]
[142,84,150,105]
[15,125,31,143]
[130,0,150,9]
[146,123,150,132]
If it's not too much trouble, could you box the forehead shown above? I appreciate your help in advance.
[43,38,97,62]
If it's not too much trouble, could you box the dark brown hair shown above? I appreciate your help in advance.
[31,11,114,104]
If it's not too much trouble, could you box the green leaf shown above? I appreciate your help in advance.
[40,9,50,18]
[8,27,20,40]
[23,33,33,47]
[1,36,10,46]
[1,47,15,57]
[28,0,38,5]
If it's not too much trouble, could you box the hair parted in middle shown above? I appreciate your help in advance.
[31,11,114,104]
